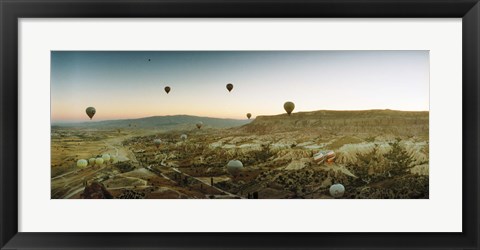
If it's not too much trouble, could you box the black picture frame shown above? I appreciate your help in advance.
[1,0,479,249]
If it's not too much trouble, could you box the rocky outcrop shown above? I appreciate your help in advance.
[80,182,113,199]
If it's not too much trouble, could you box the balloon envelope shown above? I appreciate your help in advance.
[154,139,162,148]
[86,107,96,120]
[180,134,188,140]
[226,83,233,92]
[329,184,345,198]
[246,113,252,119]
[326,150,336,163]
[102,154,111,162]
[283,102,295,115]
[88,158,96,165]
[196,122,203,129]
[95,158,104,165]
[164,86,171,94]
[227,160,243,175]
[77,159,88,168]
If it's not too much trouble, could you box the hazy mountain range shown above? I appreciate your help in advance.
[52,115,251,129]
[52,110,429,136]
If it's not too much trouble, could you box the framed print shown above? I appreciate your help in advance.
[1,0,479,249]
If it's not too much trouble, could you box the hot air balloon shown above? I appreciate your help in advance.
[86,107,96,120]
[226,160,243,175]
[226,83,233,92]
[246,113,252,119]
[283,101,295,115]
[154,139,162,148]
[329,184,345,198]
[313,151,327,164]
[196,122,203,129]
[88,158,96,166]
[326,150,336,163]
[164,86,171,94]
[95,157,104,166]
[180,134,188,141]
[102,154,111,162]
[77,159,88,168]
[313,150,336,164]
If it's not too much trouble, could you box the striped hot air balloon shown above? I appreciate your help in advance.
[313,150,336,164]
[313,151,327,164]
[326,150,336,163]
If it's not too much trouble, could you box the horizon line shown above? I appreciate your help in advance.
[51,108,430,124]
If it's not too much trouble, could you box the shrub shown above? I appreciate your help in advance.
[384,140,414,176]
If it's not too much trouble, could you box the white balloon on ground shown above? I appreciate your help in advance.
[154,139,162,148]
[102,154,111,162]
[88,158,96,165]
[77,159,88,168]
[226,160,244,175]
[329,184,345,198]
[180,134,188,141]
[95,158,104,166]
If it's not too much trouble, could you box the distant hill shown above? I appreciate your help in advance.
[53,110,429,137]
[53,115,251,130]
[238,109,429,136]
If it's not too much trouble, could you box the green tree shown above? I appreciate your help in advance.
[384,140,414,176]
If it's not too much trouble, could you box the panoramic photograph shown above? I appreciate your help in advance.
[51,51,429,199]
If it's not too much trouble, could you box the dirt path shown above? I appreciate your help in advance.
[51,170,78,180]
[57,136,138,199]
[103,137,136,162]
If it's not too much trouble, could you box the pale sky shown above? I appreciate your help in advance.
[51,51,429,122]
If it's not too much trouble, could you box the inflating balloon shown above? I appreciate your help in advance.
[326,150,336,163]
[227,160,243,175]
[86,107,96,120]
[102,154,111,162]
[88,158,96,166]
[180,134,188,141]
[313,150,336,164]
[196,122,203,129]
[164,86,171,94]
[77,159,88,168]
[154,139,162,148]
[283,102,295,115]
[246,113,252,119]
[329,184,345,198]
[95,158,104,166]
[226,83,233,92]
